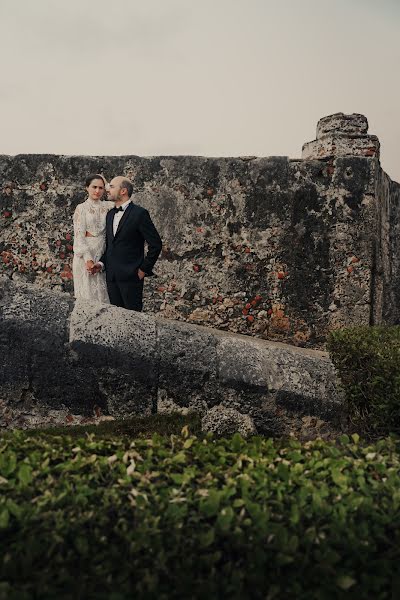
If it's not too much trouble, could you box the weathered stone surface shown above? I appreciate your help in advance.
[0,275,83,412]
[0,278,156,421]
[0,279,345,434]
[215,332,344,435]
[373,167,400,325]
[70,300,157,418]
[0,397,115,431]
[316,113,369,137]
[201,405,257,438]
[302,112,380,161]
[157,319,219,413]
[0,112,398,351]
[302,134,380,161]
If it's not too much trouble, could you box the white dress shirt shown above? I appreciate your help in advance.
[113,199,131,236]
[96,199,131,271]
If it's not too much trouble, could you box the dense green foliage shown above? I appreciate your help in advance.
[328,326,400,435]
[1,430,399,599]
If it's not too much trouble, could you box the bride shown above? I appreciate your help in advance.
[72,174,114,302]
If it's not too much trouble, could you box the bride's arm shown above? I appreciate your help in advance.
[73,204,93,264]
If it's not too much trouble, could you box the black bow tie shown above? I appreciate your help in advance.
[114,206,124,213]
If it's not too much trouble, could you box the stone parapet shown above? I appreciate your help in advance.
[317,113,369,137]
[302,112,380,160]
[0,278,345,436]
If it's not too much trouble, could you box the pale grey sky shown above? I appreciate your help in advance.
[0,0,399,181]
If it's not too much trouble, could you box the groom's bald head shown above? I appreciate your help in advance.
[108,176,133,203]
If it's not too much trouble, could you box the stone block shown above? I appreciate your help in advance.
[302,134,380,161]
[316,113,369,138]
[201,405,257,438]
[215,332,344,433]
[0,276,85,412]
[70,300,157,418]
[156,318,219,413]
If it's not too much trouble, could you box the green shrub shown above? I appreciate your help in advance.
[1,430,399,599]
[328,326,400,436]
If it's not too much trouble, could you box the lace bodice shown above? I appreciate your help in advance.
[73,199,114,261]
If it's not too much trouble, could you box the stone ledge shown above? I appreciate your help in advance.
[302,134,380,160]
[0,278,346,435]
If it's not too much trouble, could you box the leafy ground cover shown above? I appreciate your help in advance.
[1,428,399,599]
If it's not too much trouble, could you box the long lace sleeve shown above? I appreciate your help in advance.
[73,204,93,262]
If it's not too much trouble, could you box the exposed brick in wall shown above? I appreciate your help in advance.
[0,114,398,348]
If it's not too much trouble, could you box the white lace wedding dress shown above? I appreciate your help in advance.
[72,198,114,302]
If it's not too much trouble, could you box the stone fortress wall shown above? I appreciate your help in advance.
[1,113,399,348]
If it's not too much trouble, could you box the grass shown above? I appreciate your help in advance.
[3,412,202,440]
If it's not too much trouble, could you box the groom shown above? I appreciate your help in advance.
[93,176,162,311]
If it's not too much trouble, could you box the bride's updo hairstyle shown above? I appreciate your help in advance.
[85,174,106,187]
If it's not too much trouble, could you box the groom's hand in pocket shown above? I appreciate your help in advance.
[138,268,145,280]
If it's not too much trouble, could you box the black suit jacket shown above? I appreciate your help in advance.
[100,202,162,282]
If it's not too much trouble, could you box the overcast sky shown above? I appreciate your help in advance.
[0,0,399,181]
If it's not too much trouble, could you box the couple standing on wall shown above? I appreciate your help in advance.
[72,174,162,311]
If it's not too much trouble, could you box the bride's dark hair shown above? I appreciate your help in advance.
[85,174,106,187]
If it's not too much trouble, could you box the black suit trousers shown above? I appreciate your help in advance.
[107,279,145,312]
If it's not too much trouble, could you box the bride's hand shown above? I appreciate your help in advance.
[86,260,95,272]
[90,263,102,275]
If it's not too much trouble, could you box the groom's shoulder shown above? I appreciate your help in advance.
[130,202,148,217]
